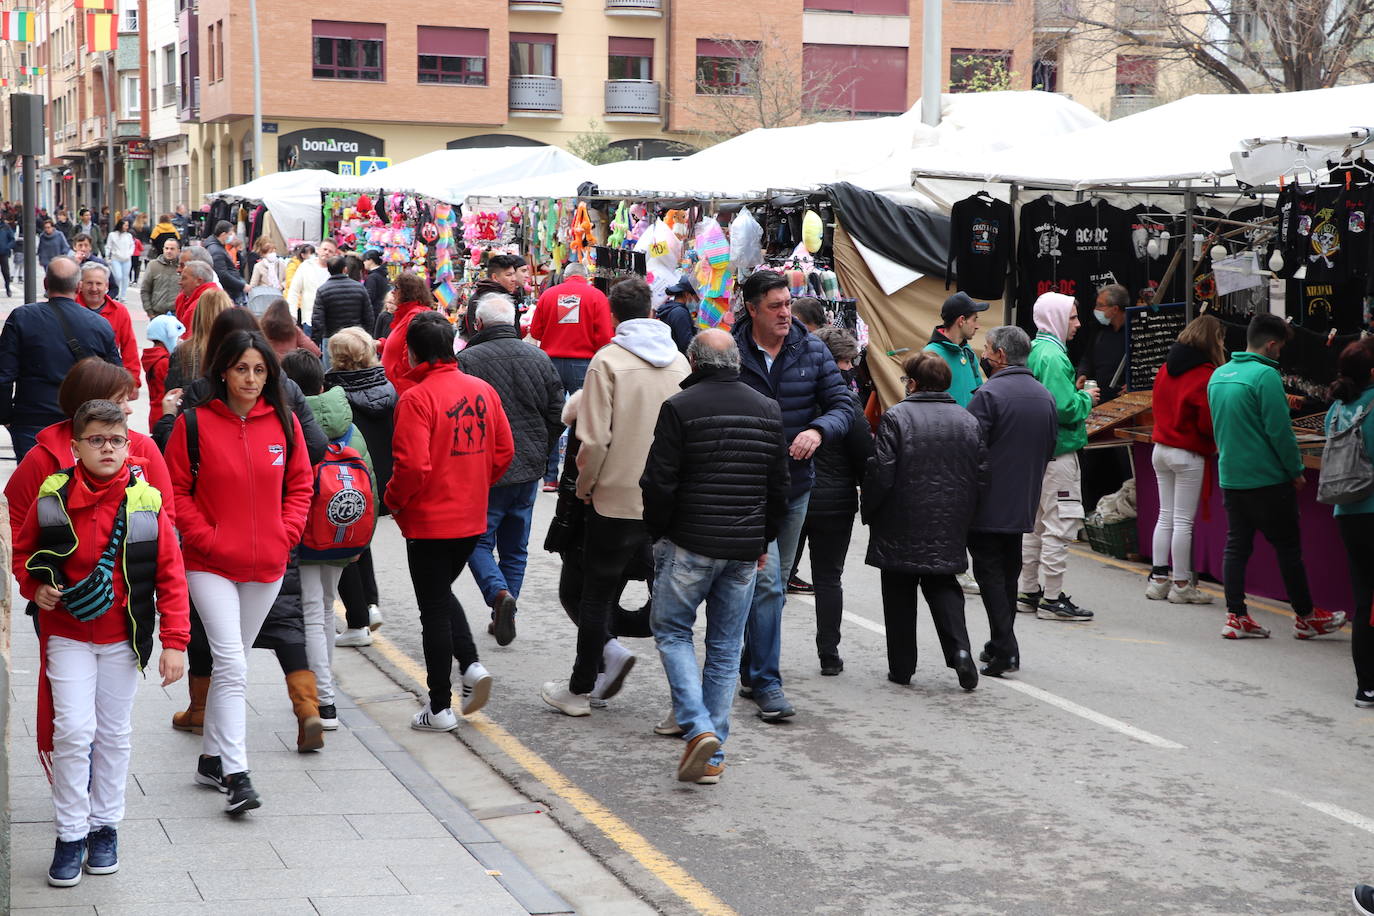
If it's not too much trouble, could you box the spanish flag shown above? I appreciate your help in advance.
[1,12,36,42]
[86,12,115,53]
[78,0,115,8]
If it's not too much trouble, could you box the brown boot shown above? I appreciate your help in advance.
[171,674,210,734]
[285,669,325,753]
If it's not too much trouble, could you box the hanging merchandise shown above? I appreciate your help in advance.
[569,203,597,264]
[729,208,764,272]
[946,193,1014,300]
[802,209,824,254]
[607,201,628,248]
[635,218,682,304]
[1066,198,1139,300]
[692,218,734,302]
[1017,195,1077,323]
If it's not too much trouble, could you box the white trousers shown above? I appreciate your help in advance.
[1020,453,1085,597]
[45,636,139,841]
[1151,443,1206,580]
[299,564,344,706]
[187,572,283,776]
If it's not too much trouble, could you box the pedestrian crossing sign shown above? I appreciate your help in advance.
[355,156,391,175]
[337,161,355,176]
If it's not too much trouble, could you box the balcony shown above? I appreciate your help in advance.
[1110,94,1158,119]
[605,80,660,119]
[509,75,562,115]
[1034,0,1076,29]
[1114,0,1166,31]
[605,0,662,15]
[509,0,561,10]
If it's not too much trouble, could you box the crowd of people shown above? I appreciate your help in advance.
[3,215,1374,894]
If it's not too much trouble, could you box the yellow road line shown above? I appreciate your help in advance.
[343,610,738,916]
[1067,546,1297,620]
[1083,634,1170,646]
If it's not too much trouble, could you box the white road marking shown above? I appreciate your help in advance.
[1272,789,1374,836]
[830,606,1185,749]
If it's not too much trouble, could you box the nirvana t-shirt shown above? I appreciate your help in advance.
[946,195,1014,300]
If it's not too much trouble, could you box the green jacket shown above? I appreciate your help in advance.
[923,331,983,408]
[1208,351,1302,489]
[1027,332,1093,455]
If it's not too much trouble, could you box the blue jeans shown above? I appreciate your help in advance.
[10,424,44,461]
[466,480,540,606]
[651,539,757,765]
[108,259,130,299]
[545,356,591,482]
[741,490,810,693]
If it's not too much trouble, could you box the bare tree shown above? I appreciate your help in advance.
[1062,0,1374,93]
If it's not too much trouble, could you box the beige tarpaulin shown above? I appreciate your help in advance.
[832,222,1006,409]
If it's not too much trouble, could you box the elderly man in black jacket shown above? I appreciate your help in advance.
[312,256,375,367]
[967,326,1059,677]
[863,351,985,692]
[204,220,245,302]
[641,329,789,785]
[457,292,564,646]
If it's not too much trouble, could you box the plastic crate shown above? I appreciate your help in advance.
[1083,516,1138,560]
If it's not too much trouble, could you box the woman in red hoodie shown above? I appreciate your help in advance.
[386,312,514,732]
[1147,314,1225,605]
[380,271,436,396]
[165,329,312,815]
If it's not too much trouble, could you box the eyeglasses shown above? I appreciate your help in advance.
[79,435,129,449]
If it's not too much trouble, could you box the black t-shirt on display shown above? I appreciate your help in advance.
[946,194,1014,300]
[1017,195,1076,329]
[1067,200,1139,299]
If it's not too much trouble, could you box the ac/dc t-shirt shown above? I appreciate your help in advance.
[1066,200,1139,300]
[946,195,1014,300]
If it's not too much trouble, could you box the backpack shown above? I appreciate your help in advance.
[299,427,375,561]
[1318,402,1374,505]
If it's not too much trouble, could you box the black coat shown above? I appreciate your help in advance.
[966,366,1059,533]
[324,365,397,501]
[655,298,694,353]
[862,392,985,574]
[204,237,245,299]
[312,275,375,344]
[807,390,873,519]
[456,324,563,486]
[363,269,389,318]
[253,548,305,649]
[152,374,328,464]
[0,296,120,427]
[641,367,790,561]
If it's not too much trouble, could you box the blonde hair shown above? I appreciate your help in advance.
[329,326,378,370]
[175,289,233,379]
[253,236,275,256]
[1176,314,1226,367]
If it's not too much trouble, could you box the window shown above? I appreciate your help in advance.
[119,0,138,32]
[121,74,140,116]
[1115,54,1156,95]
[417,26,487,85]
[215,19,224,82]
[179,50,190,108]
[510,33,556,76]
[163,44,176,106]
[802,44,906,114]
[312,20,385,81]
[1032,47,1059,92]
[802,0,908,13]
[206,22,216,81]
[949,48,1011,92]
[695,39,756,95]
[608,37,652,80]
[148,51,157,107]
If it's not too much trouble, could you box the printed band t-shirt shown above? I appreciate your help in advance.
[946,195,1014,300]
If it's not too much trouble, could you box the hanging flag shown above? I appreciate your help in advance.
[2,11,36,41]
[77,0,114,8]
[85,12,115,53]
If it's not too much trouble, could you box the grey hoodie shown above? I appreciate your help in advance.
[611,317,681,368]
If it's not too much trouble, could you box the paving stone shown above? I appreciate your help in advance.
[188,864,408,901]
[311,893,528,915]
[273,836,471,870]
[97,900,319,916]
[386,863,532,914]
[343,812,453,840]
[159,813,360,846]
[11,867,202,909]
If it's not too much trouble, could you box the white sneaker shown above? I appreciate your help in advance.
[368,604,383,631]
[1168,584,1213,605]
[589,673,609,708]
[335,627,373,647]
[1145,577,1171,600]
[957,572,980,595]
[653,710,684,736]
[460,662,492,716]
[335,617,344,635]
[597,640,637,701]
[541,681,591,717]
[411,706,458,732]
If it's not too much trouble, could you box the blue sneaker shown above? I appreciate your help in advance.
[85,826,118,874]
[47,837,86,887]
[754,688,796,721]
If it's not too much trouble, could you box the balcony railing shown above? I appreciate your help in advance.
[509,74,562,113]
[606,0,662,13]
[1111,93,1158,119]
[509,0,562,10]
[1034,0,1076,28]
[605,79,659,116]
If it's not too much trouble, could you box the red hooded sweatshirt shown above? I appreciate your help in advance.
[381,300,432,396]
[385,361,514,539]
[94,294,141,388]
[1151,343,1218,457]
[174,281,215,339]
[5,420,174,547]
[141,344,170,430]
[164,397,313,583]
[529,276,614,359]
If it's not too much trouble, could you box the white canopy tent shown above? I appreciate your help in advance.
[321,146,589,203]
[206,169,338,241]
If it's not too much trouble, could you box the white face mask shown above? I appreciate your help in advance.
[1094,308,1110,325]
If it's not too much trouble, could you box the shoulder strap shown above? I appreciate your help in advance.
[184,407,200,497]
[44,300,89,362]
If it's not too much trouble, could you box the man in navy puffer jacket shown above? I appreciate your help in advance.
[730,271,851,720]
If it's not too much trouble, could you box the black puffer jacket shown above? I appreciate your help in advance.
[807,390,873,519]
[457,324,563,486]
[204,237,245,299]
[641,366,790,560]
[862,392,985,574]
[311,275,375,345]
[324,365,397,500]
[152,373,328,464]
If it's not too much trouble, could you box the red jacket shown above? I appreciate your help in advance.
[165,397,313,583]
[385,361,514,539]
[95,295,141,388]
[530,276,613,359]
[381,300,432,396]
[141,344,170,430]
[1152,359,1217,456]
[174,282,215,338]
[5,420,174,547]
[13,462,190,651]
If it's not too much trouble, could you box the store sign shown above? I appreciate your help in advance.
[355,156,390,174]
[124,140,152,160]
[277,128,384,164]
[262,122,278,134]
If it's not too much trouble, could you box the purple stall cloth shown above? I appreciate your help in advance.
[1130,441,1353,614]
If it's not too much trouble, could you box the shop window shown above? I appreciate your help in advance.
[312,20,385,82]
[417,26,487,85]
[949,48,1012,92]
[510,33,556,76]
[802,44,906,114]
[1115,55,1156,96]
[803,0,908,13]
[695,39,757,95]
[608,37,652,81]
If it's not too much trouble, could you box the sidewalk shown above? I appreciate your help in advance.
[6,606,574,915]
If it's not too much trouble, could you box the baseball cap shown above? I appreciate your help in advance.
[665,277,697,297]
[940,291,989,325]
